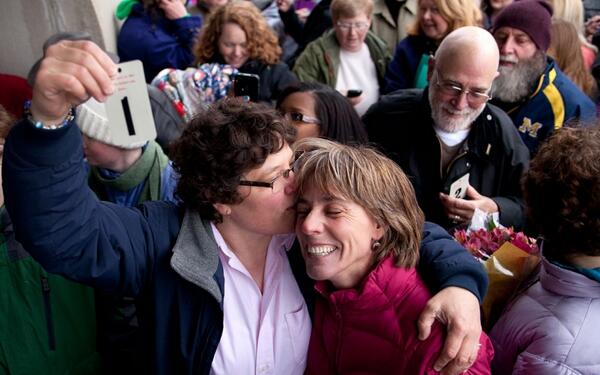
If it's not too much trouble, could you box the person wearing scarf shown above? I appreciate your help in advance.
[75,97,177,372]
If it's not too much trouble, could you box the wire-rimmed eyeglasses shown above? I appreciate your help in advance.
[238,151,304,193]
[434,81,492,105]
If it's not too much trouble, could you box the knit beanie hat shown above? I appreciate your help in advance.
[492,0,553,52]
[76,98,149,149]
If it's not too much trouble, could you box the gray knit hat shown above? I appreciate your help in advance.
[76,98,149,149]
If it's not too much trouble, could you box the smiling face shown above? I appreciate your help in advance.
[427,38,498,132]
[218,22,250,68]
[296,184,384,289]
[418,0,449,41]
[278,91,321,140]
[221,143,298,236]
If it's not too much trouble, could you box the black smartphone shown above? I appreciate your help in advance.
[347,89,363,98]
[233,73,260,102]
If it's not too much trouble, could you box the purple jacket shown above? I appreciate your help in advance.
[490,257,600,374]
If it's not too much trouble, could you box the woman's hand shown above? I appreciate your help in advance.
[417,286,482,375]
[160,0,189,20]
[31,40,117,124]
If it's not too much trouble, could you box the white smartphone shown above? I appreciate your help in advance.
[104,60,156,145]
[449,173,470,199]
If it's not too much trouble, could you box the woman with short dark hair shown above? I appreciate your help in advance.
[4,39,491,374]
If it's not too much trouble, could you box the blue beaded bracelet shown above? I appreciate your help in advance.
[23,100,75,130]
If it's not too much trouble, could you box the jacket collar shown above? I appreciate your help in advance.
[314,256,416,308]
[528,57,556,98]
[170,209,223,303]
[541,257,600,298]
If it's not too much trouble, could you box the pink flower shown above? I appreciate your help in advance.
[452,226,538,260]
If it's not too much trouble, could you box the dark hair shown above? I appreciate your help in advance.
[170,98,296,222]
[523,125,600,260]
[276,82,368,144]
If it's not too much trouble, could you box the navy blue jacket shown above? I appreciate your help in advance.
[4,119,488,374]
[383,34,436,94]
[491,59,596,154]
[117,4,202,82]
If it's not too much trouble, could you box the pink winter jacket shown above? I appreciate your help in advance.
[306,256,494,374]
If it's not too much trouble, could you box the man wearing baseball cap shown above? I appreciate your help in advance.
[490,0,596,154]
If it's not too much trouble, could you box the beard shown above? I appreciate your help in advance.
[428,88,486,133]
[491,50,547,103]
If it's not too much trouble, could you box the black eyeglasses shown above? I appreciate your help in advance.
[283,112,320,125]
[434,81,492,105]
[239,151,304,193]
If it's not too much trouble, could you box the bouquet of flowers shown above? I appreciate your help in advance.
[453,214,540,329]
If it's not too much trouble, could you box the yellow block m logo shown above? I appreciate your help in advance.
[518,118,543,138]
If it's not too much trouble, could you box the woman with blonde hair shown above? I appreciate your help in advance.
[549,19,598,99]
[294,138,494,374]
[383,0,482,92]
[193,0,297,102]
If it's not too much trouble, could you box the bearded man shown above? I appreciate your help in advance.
[491,0,596,154]
[364,26,529,230]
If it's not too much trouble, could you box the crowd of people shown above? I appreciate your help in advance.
[1,0,599,374]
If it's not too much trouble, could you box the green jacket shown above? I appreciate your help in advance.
[293,29,391,89]
[0,207,100,375]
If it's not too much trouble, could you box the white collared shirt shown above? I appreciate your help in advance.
[209,224,310,375]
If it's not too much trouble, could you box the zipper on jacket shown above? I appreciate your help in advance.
[41,276,56,351]
[445,149,468,178]
[437,135,469,180]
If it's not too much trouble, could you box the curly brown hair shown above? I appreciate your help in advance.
[170,98,296,222]
[193,0,282,66]
[523,125,600,260]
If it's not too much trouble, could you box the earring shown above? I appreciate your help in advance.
[371,241,381,251]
